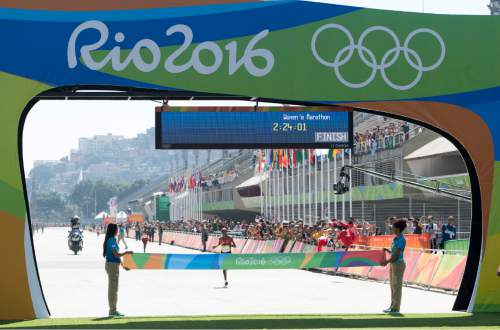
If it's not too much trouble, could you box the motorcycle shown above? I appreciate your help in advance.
[68,229,83,255]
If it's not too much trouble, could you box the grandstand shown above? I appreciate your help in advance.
[123,112,472,238]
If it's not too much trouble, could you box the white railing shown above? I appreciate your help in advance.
[354,127,424,155]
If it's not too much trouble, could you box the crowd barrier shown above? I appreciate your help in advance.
[283,240,295,253]
[334,248,466,292]
[444,239,469,256]
[126,230,465,292]
[354,233,431,249]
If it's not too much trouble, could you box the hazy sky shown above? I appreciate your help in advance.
[22,0,489,173]
[23,101,157,173]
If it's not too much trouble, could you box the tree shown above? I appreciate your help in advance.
[69,179,95,218]
[31,192,73,223]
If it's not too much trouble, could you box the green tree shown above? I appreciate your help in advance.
[69,179,94,218]
[31,191,72,223]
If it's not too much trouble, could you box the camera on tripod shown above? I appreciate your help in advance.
[333,166,350,195]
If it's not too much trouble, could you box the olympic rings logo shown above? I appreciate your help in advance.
[269,256,292,266]
[311,24,446,90]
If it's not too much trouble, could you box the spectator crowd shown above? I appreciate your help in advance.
[354,121,414,155]
[118,213,457,251]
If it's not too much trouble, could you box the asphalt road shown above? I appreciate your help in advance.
[33,228,456,317]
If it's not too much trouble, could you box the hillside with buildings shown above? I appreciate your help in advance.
[27,128,224,196]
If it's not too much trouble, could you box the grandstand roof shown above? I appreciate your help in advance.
[404,137,457,160]
[236,173,268,188]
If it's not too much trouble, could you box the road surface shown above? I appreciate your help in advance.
[33,228,456,317]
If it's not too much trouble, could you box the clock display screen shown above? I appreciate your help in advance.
[156,107,352,149]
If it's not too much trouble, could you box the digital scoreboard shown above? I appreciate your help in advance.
[155,107,353,149]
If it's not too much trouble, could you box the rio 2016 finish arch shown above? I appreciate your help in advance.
[0,0,499,319]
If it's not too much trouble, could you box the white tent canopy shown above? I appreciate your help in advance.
[116,211,128,221]
[404,137,457,160]
[94,211,109,220]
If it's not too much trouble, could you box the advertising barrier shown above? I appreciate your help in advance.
[408,253,443,287]
[128,231,466,291]
[354,233,431,249]
[367,264,391,282]
[127,214,144,223]
[403,249,423,283]
[241,239,260,253]
[290,241,306,253]
[444,239,470,256]
[283,240,295,253]
[430,255,467,291]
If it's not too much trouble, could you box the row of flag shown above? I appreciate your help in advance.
[167,171,203,193]
[257,149,350,173]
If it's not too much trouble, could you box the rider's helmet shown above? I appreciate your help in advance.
[71,215,80,227]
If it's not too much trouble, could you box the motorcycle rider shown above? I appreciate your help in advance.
[70,215,81,230]
[68,216,84,254]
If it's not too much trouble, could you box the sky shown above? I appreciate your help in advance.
[22,0,490,174]
[23,100,157,172]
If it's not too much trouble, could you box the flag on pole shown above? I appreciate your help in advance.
[189,175,195,190]
[258,149,263,173]
[265,149,272,171]
[329,149,342,160]
[273,149,279,169]
[197,171,202,187]
[283,149,290,168]
[309,149,315,165]
[296,148,303,166]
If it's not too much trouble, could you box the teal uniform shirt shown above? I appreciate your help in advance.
[106,237,120,263]
[391,234,406,263]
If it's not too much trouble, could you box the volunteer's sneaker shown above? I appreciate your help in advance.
[109,311,125,317]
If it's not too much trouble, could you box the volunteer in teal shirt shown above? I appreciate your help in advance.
[103,223,133,317]
[382,219,407,313]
